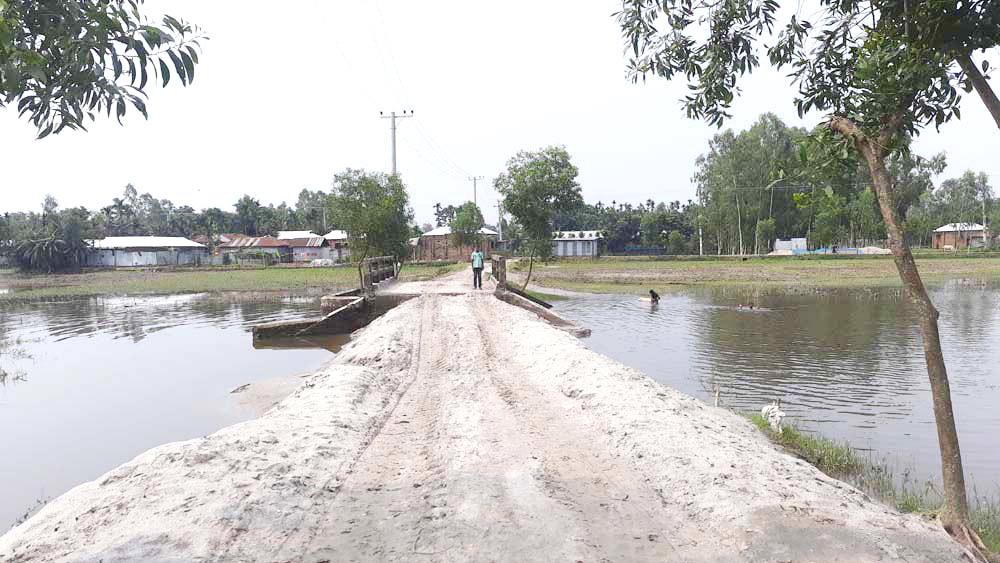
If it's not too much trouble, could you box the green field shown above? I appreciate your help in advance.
[0,263,464,300]
[509,254,1000,293]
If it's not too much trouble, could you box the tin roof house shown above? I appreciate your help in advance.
[552,231,602,257]
[932,223,990,250]
[83,237,208,267]
[413,226,497,261]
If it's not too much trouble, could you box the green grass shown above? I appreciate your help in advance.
[748,413,1000,554]
[508,255,1000,293]
[0,263,464,300]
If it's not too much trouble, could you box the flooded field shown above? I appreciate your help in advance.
[553,281,1000,489]
[0,294,343,528]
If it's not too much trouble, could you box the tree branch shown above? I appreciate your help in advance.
[957,52,1000,130]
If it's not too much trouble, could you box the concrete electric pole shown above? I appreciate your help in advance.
[496,201,504,240]
[468,176,484,207]
[379,110,413,176]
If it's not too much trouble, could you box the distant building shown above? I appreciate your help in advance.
[413,226,497,261]
[552,231,602,257]
[323,229,351,261]
[218,236,291,261]
[772,237,809,255]
[83,237,208,267]
[276,230,320,240]
[932,223,989,250]
[285,236,332,262]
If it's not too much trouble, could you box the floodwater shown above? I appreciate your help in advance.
[553,282,1000,488]
[0,294,345,529]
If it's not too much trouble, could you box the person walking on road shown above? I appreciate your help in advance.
[471,247,485,289]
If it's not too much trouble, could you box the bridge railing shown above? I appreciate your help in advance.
[361,256,397,294]
[491,255,506,290]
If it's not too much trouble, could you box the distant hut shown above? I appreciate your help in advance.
[932,223,989,250]
[323,229,351,261]
[552,231,602,257]
[413,226,497,261]
[83,237,208,267]
[217,236,291,263]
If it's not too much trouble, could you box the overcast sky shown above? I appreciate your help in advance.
[2,0,997,227]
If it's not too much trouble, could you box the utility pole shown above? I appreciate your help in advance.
[379,110,413,176]
[468,176,484,207]
[496,201,504,240]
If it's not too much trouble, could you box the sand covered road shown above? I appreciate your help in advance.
[0,287,967,561]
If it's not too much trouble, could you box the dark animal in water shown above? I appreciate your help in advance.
[649,289,660,304]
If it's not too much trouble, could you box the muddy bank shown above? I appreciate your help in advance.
[0,293,965,561]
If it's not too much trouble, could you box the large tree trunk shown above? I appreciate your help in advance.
[831,116,988,559]
[957,53,1000,130]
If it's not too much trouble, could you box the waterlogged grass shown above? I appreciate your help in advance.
[0,263,465,300]
[510,255,1000,293]
[748,413,1000,554]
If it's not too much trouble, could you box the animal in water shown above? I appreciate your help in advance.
[649,289,660,304]
[760,399,785,432]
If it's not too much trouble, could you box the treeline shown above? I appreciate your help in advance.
[550,113,997,254]
[0,184,340,246]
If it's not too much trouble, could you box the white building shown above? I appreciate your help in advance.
[323,229,351,261]
[276,230,321,240]
[552,231,602,257]
[83,237,208,267]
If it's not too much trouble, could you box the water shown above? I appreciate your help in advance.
[0,294,344,528]
[552,282,1000,488]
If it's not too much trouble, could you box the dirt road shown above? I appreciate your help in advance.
[0,272,966,562]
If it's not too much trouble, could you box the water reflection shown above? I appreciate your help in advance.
[553,284,1000,485]
[0,294,343,529]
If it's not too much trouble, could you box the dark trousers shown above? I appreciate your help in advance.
[473,267,483,288]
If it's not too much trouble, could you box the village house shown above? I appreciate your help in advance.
[83,236,208,267]
[323,229,351,261]
[413,226,497,261]
[932,223,991,250]
[217,236,291,261]
[552,230,603,258]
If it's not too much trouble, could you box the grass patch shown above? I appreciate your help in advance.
[506,255,1000,293]
[0,262,464,300]
[748,413,1000,554]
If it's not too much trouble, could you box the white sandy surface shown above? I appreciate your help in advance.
[0,279,966,561]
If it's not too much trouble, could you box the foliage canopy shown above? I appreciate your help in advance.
[0,0,203,137]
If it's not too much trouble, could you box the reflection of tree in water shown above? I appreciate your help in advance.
[692,287,924,421]
[10,294,322,347]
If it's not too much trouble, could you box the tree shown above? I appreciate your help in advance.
[234,196,262,236]
[433,203,458,227]
[0,0,203,137]
[494,146,582,289]
[451,201,484,248]
[666,230,686,255]
[328,169,413,284]
[619,1,991,553]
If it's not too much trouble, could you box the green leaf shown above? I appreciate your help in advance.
[159,59,170,86]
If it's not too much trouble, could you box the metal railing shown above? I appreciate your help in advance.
[361,256,397,294]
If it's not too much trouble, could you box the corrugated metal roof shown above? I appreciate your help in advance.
[285,237,327,248]
[323,229,349,240]
[277,230,320,240]
[552,230,603,241]
[88,237,206,249]
[219,236,288,248]
[935,223,985,232]
[421,226,499,237]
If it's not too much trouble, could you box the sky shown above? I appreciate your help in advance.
[2,0,998,228]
